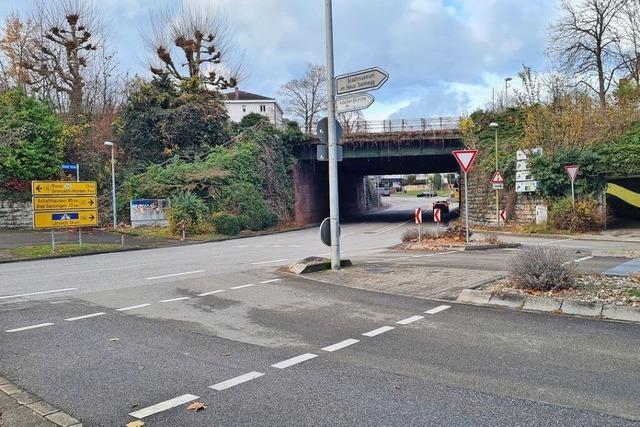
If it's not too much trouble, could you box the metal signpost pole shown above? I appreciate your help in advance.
[464,172,469,244]
[324,0,340,270]
[571,179,575,206]
[495,130,499,227]
[51,228,55,254]
[76,163,82,247]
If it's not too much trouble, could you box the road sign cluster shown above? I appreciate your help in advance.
[334,67,388,114]
[32,181,98,229]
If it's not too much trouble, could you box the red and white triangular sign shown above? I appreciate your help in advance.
[490,170,505,184]
[564,164,579,181]
[452,150,478,173]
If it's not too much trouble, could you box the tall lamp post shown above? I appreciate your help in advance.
[489,122,499,226]
[504,77,512,109]
[104,141,117,228]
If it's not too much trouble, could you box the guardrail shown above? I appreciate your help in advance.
[342,117,461,134]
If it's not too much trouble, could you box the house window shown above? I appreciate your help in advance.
[259,105,266,112]
[242,105,246,112]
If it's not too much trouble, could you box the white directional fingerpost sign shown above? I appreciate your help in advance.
[335,67,389,96]
[336,93,375,113]
[565,164,579,205]
[452,150,479,244]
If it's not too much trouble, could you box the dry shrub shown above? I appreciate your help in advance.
[508,246,576,291]
[402,228,419,243]
[550,197,604,233]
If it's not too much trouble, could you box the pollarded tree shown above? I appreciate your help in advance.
[147,2,242,91]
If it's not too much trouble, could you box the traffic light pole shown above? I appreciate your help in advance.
[324,0,341,270]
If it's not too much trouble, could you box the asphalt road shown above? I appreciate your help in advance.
[1,197,639,426]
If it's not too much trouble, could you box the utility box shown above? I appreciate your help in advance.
[535,205,548,225]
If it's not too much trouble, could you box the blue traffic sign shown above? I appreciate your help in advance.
[62,163,78,171]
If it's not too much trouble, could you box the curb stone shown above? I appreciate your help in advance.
[488,293,526,308]
[561,300,603,317]
[602,305,640,322]
[523,296,562,312]
[0,377,81,426]
[457,289,492,305]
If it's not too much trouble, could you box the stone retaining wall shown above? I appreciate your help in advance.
[0,200,32,228]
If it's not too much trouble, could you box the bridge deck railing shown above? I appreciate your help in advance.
[342,117,461,134]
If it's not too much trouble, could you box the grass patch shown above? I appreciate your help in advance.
[625,288,640,298]
[12,243,126,259]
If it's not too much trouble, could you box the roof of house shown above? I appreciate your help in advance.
[224,89,275,101]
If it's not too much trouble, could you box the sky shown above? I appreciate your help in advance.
[0,0,560,120]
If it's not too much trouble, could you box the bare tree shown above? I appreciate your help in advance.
[278,63,326,134]
[549,0,627,107]
[22,0,101,117]
[146,2,242,91]
[337,110,364,134]
[513,65,542,107]
[618,1,640,87]
[0,14,38,91]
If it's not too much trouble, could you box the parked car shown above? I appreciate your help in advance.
[379,188,390,197]
[433,200,450,214]
[417,191,436,198]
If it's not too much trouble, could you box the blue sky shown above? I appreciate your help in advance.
[0,0,559,119]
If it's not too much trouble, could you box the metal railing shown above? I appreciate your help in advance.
[341,116,461,135]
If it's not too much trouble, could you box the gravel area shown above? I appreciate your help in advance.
[484,274,640,306]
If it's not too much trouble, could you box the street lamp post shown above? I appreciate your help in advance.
[104,141,117,228]
[489,122,499,226]
[504,77,512,109]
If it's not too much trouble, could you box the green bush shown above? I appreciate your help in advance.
[550,196,604,233]
[219,183,278,231]
[166,191,209,234]
[212,211,241,235]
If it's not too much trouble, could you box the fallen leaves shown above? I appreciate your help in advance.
[126,421,144,427]
[187,401,208,412]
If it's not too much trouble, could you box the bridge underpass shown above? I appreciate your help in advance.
[292,118,464,225]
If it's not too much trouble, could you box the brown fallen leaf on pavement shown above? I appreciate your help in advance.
[126,421,144,427]
[187,401,208,411]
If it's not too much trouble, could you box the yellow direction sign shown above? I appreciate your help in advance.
[33,210,98,229]
[33,196,96,211]
[32,181,96,196]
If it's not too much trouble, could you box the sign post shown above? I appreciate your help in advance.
[565,164,579,205]
[490,170,505,226]
[415,207,422,243]
[452,150,478,244]
[433,207,441,237]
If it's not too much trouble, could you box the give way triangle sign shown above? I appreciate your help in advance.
[452,150,479,173]
[565,164,579,181]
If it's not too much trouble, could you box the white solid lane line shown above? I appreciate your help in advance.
[271,353,318,369]
[259,279,281,284]
[230,284,255,290]
[0,288,78,300]
[145,270,205,280]
[129,394,199,419]
[116,303,151,312]
[574,256,594,263]
[6,323,54,333]
[322,339,359,352]
[251,259,288,265]
[396,315,424,325]
[372,219,411,235]
[209,371,265,391]
[159,297,190,303]
[362,326,395,337]
[425,305,451,315]
[197,290,225,296]
[65,312,106,322]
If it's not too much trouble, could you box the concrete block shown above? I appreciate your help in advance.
[489,293,526,308]
[45,411,80,426]
[457,289,492,305]
[0,375,9,385]
[523,296,562,312]
[13,391,39,405]
[26,400,60,416]
[0,383,21,395]
[602,305,640,322]
[561,300,603,317]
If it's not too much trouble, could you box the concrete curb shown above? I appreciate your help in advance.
[456,290,640,323]
[0,375,81,426]
[474,230,640,244]
[0,224,318,265]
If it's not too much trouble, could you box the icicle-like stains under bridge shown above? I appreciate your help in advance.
[292,117,464,224]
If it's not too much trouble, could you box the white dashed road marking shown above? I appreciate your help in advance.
[271,353,318,369]
[209,371,265,391]
[160,297,190,303]
[145,270,205,280]
[251,259,288,265]
[197,290,225,296]
[259,279,281,284]
[362,326,395,337]
[322,339,359,352]
[425,305,451,315]
[129,394,199,419]
[396,315,424,325]
[0,288,78,300]
[230,284,255,290]
[6,323,54,333]
[65,312,106,322]
[116,303,151,312]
